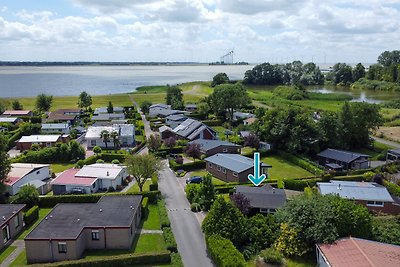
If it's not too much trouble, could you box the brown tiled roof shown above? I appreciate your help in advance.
[318,237,400,267]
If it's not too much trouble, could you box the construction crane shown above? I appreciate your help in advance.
[220,49,234,64]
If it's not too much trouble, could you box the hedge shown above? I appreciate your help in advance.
[277,151,324,175]
[23,205,39,226]
[158,146,185,155]
[162,227,178,253]
[331,174,367,182]
[149,183,158,191]
[38,191,161,208]
[384,180,400,197]
[206,235,246,267]
[7,129,22,149]
[169,160,206,171]
[32,252,171,267]
[201,120,223,126]
[141,197,149,216]
[170,252,184,267]
[283,178,322,191]
[99,153,126,163]
[157,199,170,228]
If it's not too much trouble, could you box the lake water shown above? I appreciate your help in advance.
[0,65,253,98]
[0,65,399,103]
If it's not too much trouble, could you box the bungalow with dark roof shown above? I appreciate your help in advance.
[2,110,33,117]
[317,180,400,214]
[316,237,400,267]
[185,104,197,112]
[188,139,241,157]
[205,153,271,183]
[46,109,82,124]
[317,148,371,170]
[387,148,400,162]
[165,114,188,129]
[172,118,216,141]
[234,185,286,215]
[24,195,141,263]
[0,204,25,250]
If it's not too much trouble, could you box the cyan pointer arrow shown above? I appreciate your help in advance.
[248,152,266,186]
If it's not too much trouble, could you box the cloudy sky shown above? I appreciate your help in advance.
[0,0,399,63]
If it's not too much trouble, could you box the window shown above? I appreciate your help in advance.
[260,208,268,213]
[91,230,100,240]
[208,163,212,168]
[91,140,96,146]
[233,172,238,177]
[223,168,226,174]
[2,226,10,243]
[92,183,96,189]
[14,215,20,228]
[58,242,67,253]
[222,148,227,152]
[217,166,221,172]
[367,201,384,207]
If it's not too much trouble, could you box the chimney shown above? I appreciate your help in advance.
[107,171,109,176]
[272,188,275,194]
[99,208,103,212]
[338,184,341,190]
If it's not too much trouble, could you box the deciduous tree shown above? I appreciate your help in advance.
[147,134,162,152]
[126,154,162,192]
[140,100,152,114]
[78,91,92,110]
[100,130,110,149]
[107,101,114,113]
[230,192,251,215]
[35,94,53,112]
[12,100,23,110]
[185,142,201,160]
[11,184,39,208]
[0,134,11,194]
[211,73,229,87]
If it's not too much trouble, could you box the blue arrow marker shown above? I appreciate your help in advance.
[248,152,266,186]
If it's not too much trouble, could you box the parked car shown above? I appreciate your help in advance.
[71,188,86,194]
[186,176,202,184]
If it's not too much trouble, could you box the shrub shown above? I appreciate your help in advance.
[141,197,149,216]
[23,205,39,226]
[206,235,246,267]
[7,129,22,149]
[384,180,400,197]
[175,170,186,177]
[157,199,170,227]
[107,186,115,192]
[96,159,105,163]
[149,183,158,191]
[190,202,201,212]
[185,184,201,203]
[259,248,283,265]
[162,227,178,252]
[283,178,321,191]
[170,253,184,267]
[111,159,120,164]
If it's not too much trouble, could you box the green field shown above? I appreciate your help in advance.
[261,155,313,179]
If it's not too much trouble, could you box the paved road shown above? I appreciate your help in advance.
[373,136,400,148]
[159,163,214,267]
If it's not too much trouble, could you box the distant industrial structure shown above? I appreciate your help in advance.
[209,49,248,65]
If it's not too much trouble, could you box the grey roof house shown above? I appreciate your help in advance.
[317,180,400,214]
[165,114,188,129]
[205,153,271,183]
[85,124,135,148]
[317,148,371,170]
[172,118,216,141]
[188,139,241,156]
[25,195,142,264]
[94,107,124,114]
[41,123,71,134]
[233,111,255,121]
[0,204,25,251]
[235,185,286,214]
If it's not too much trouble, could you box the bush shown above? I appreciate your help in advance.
[162,227,178,252]
[384,180,400,197]
[7,129,22,149]
[206,235,246,267]
[259,248,284,265]
[99,153,126,163]
[23,205,39,226]
[283,178,321,191]
[96,159,105,163]
[185,184,201,203]
[190,202,201,212]
[141,197,149,216]
[170,252,184,267]
[111,159,120,164]
[32,252,171,267]
[149,183,158,191]
[157,199,170,227]
[175,170,186,177]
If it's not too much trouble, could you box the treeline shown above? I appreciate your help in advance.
[243,61,324,86]
[254,101,382,154]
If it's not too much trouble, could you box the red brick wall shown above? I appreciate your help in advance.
[356,200,400,215]
[206,162,250,183]
[206,146,241,157]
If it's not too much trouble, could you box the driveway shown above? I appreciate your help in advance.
[372,136,400,148]
[158,162,214,267]
[7,147,21,158]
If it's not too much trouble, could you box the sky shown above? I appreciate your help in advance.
[0,0,399,63]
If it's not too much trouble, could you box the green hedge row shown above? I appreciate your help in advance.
[32,252,171,267]
[162,227,178,253]
[169,160,206,171]
[141,197,149,217]
[7,129,22,149]
[38,191,160,208]
[283,178,321,191]
[157,199,170,228]
[23,205,39,226]
[277,151,324,175]
[99,153,126,163]
[158,146,185,154]
[170,252,184,267]
[206,235,246,267]
[384,180,400,197]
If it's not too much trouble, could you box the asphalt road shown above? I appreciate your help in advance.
[158,163,214,267]
[373,136,400,148]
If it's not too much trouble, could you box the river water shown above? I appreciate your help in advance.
[0,65,399,103]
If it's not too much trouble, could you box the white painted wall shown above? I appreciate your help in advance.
[7,166,50,195]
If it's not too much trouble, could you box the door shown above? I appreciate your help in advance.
[2,225,10,243]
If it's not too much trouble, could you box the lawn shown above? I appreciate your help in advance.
[142,204,161,230]
[9,249,26,267]
[5,93,133,111]
[0,245,17,263]
[17,208,52,240]
[190,170,226,185]
[126,179,152,193]
[212,126,230,140]
[261,155,313,179]
[246,253,315,267]
[50,163,75,173]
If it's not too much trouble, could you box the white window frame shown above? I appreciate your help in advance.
[208,163,212,168]
[91,140,96,146]
[223,168,226,174]
[14,215,20,228]
[260,208,269,213]
[366,201,384,207]
[58,242,67,253]
[217,166,221,172]
[91,230,100,240]
[222,148,228,152]
[233,172,238,177]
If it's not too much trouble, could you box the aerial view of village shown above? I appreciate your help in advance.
[1,1,400,267]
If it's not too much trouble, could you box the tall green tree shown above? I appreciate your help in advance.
[338,102,355,149]
[211,73,229,87]
[100,130,110,149]
[197,102,210,119]
[208,83,250,120]
[378,50,400,67]
[78,91,92,110]
[110,131,120,149]
[140,100,152,114]
[199,174,215,211]
[126,154,162,192]
[12,100,23,110]
[352,63,366,81]
[0,134,11,194]
[147,134,162,152]
[107,101,114,113]
[166,86,184,110]
[327,63,353,85]
[35,94,53,112]
[11,184,39,208]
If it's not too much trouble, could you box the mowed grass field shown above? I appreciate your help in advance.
[2,93,134,111]
[261,155,313,179]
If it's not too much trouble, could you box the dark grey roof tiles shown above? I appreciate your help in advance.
[317,148,370,163]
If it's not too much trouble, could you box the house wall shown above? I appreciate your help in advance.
[318,156,370,170]
[206,161,268,183]
[205,146,241,157]
[86,135,135,149]
[16,139,61,151]
[26,239,82,263]
[356,200,400,215]
[0,211,23,250]
[42,127,71,134]
[6,166,50,195]
[316,246,329,267]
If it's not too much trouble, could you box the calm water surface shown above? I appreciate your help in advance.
[0,65,253,98]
